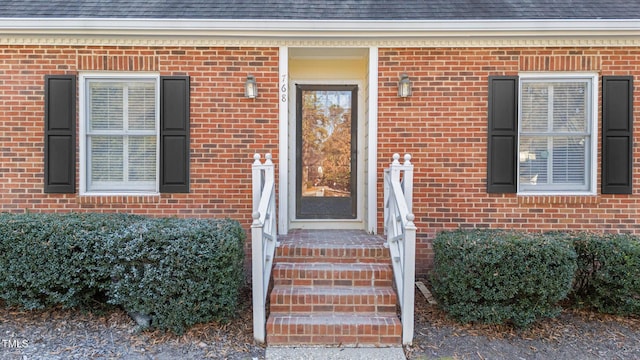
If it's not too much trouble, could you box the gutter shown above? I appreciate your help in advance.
[1,18,640,38]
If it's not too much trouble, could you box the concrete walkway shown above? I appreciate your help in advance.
[265,346,406,360]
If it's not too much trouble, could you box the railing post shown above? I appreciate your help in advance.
[402,214,416,345]
[264,154,275,241]
[383,169,389,236]
[251,153,277,344]
[386,153,416,345]
[251,154,266,343]
[251,211,265,343]
[390,153,402,186]
[402,154,413,213]
[252,154,263,211]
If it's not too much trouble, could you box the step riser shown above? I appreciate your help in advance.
[270,289,397,314]
[273,277,393,287]
[267,335,401,346]
[276,246,390,264]
[267,317,401,346]
[270,304,397,314]
[272,265,393,287]
[269,305,397,314]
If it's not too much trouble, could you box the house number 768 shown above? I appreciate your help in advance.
[281,75,287,102]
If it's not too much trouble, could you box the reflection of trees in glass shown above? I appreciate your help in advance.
[302,90,351,196]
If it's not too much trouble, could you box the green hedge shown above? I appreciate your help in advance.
[571,233,640,315]
[0,212,141,310]
[105,218,245,334]
[0,212,245,334]
[430,230,577,328]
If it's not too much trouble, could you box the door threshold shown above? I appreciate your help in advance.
[289,219,365,231]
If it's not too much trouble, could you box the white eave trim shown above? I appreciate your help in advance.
[2,18,640,38]
[3,18,640,48]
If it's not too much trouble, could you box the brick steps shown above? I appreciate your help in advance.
[276,242,389,263]
[266,230,401,346]
[267,314,401,346]
[269,286,397,314]
[272,262,394,287]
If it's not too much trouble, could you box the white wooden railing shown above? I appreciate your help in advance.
[384,153,416,345]
[251,153,278,343]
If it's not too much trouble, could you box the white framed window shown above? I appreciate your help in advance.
[518,73,598,194]
[80,74,160,194]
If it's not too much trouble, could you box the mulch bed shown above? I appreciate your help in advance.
[0,287,265,360]
[407,283,640,359]
[1,284,639,359]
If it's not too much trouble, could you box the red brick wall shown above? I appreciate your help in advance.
[0,45,280,264]
[377,47,640,275]
[0,45,279,225]
[3,44,640,277]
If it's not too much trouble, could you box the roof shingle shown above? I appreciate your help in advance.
[0,0,638,20]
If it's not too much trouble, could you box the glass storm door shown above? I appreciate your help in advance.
[296,85,357,219]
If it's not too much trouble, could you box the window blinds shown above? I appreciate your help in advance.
[519,80,590,190]
[87,80,156,191]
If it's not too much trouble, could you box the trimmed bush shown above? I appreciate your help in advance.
[0,212,140,310]
[0,212,246,334]
[571,233,640,315]
[106,218,245,334]
[430,229,577,328]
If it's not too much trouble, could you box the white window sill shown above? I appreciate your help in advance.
[517,191,596,197]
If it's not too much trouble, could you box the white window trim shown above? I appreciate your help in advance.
[517,72,598,196]
[79,72,161,196]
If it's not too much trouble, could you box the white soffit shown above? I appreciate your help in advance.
[1,18,640,46]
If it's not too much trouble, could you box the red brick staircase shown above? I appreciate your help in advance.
[266,230,402,346]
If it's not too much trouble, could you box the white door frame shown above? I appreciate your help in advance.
[278,46,289,234]
[366,47,378,234]
[277,46,378,235]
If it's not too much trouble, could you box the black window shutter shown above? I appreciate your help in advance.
[487,76,518,193]
[160,76,190,193]
[602,76,633,194]
[44,75,76,193]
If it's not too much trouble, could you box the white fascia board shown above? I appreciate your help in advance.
[1,18,640,38]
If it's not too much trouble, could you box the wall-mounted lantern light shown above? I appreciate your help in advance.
[398,73,412,98]
[245,75,258,99]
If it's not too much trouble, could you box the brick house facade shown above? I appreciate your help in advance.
[378,47,640,272]
[2,2,640,276]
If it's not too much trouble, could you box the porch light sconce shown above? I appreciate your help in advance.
[398,73,412,98]
[244,75,258,99]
